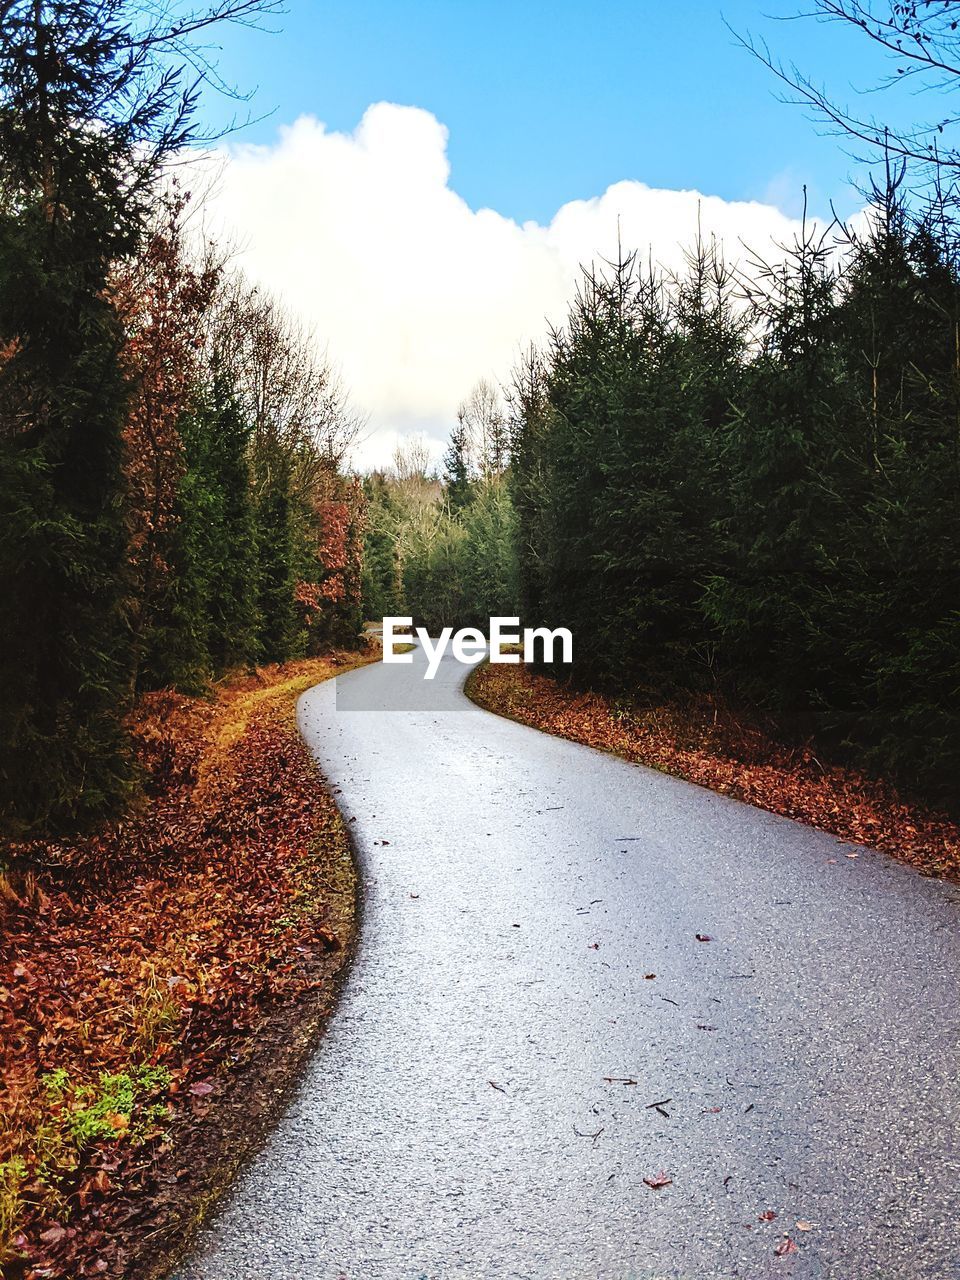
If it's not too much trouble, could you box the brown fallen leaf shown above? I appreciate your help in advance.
[643,1171,673,1190]
[695,934,713,942]
[644,973,656,979]
[189,1080,214,1096]
[758,1209,778,1222]
[774,1236,799,1257]
[795,1220,815,1232]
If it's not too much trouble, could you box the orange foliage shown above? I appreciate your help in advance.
[470,664,960,879]
[0,650,375,1280]
[112,190,219,666]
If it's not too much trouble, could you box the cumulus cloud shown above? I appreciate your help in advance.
[198,103,818,469]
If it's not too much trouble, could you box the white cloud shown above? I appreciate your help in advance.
[198,103,819,469]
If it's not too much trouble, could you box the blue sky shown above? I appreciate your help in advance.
[201,0,879,224]
[194,1,907,463]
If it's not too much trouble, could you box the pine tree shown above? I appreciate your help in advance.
[254,443,300,663]
[144,376,258,690]
[361,472,404,621]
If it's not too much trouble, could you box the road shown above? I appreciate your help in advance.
[176,641,960,1280]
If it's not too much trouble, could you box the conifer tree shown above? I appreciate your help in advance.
[0,0,278,833]
[443,417,472,514]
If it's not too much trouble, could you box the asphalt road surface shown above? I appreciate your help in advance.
[177,642,960,1280]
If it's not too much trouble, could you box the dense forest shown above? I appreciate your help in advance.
[2,4,958,1277]
[0,2,364,837]
[361,379,519,630]
[3,0,959,843]
[364,187,960,807]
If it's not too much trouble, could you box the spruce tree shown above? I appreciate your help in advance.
[0,0,277,834]
[443,418,472,514]
[0,2,168,831]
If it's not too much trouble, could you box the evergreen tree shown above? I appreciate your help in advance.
[254,443,300,663]
[0,0,277,834]
[443,418,472,514]
[462,479,519,625]
[0,2,174,832]
[144,377,258,690]
[361,472,404,621]
[206,383,259,671]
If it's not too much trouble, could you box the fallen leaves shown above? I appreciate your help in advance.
[643,1171,673,1190]
[0,651,373,1280]
[469,664,960,880]
[774,1236,799,1257]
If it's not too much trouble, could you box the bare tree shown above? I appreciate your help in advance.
[392,434,432,485]
[457,377,509,479]
[206,274,363,480]
[734,2,960,191]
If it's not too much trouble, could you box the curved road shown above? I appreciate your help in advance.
[178,643,960,1280]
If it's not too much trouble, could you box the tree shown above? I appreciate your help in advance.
[0,0,280,834]
[458,378,508,480]
[145,374,259,690]
[503,197,960,802]
[253,440,299,662]
[204,280,364,664]
[506,345,552,623]
[113,189,220,692]
[392,434,433,488]
[704,216,851,725]
[443,416,472,514]
[361,472,404,621]
[461,479,519,624]
[737,2,960,193]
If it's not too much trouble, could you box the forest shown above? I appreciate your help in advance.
[0,1,364,838]
[1,2,959,1276]
[2,0,959,834]
[364,189,960,808]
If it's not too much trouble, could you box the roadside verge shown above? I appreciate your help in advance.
[0,647,377,1280]
[467,662,960,880]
